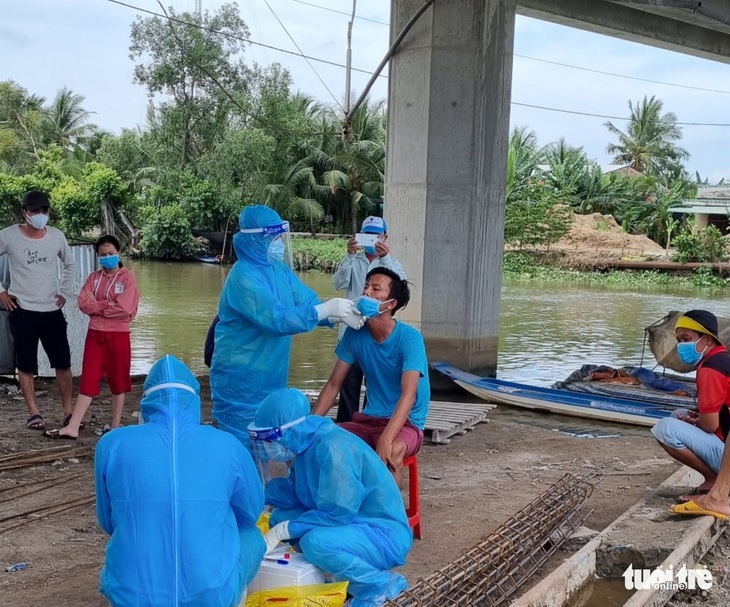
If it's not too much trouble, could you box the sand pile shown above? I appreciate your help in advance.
[555,212,665,254]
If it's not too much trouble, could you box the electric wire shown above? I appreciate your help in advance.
[106,0,730,128]
[512,101,730,127]
[105,0,386,78]
[262,0,345,111]
[514,54,730,96]
[152,1,339,139]
[287,0,389,25]
[280,1,730,96]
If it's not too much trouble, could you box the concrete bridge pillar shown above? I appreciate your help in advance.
[385,0,516,376]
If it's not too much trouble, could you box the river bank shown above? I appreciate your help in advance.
[289,234,730,291]
[0,375,680,607]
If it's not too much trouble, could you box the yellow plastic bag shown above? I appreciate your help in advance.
[245,582,348,607]
[256,512,271,535]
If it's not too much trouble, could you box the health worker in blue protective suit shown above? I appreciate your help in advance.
[249,388,413,607]
[211,205,360,449]
[95,355,266,607]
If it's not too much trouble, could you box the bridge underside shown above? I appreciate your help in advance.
[386,0,730,378]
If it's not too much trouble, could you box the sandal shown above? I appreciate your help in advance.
[62,414,85,430]
[43,428,77,440]
[27,414,45,430]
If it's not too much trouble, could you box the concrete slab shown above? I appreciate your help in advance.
[510,467,726,607]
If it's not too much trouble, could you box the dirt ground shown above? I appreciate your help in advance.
[0,376,680,607]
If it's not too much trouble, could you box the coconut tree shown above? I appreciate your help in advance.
[44,87,97,150]
[605,95,688,180]
[505,127,542,204]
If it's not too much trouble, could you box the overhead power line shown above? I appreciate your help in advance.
[263,0,344,110]
[105,0,387,79]
[279,0,730,95]
[287,0,389,26]
[512,101,730,127]
[106,0,730,129]
[514,54,730,96]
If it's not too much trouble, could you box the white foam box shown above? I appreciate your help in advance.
[249,547,326,594]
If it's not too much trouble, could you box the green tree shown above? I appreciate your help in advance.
[139,204,196,259]
[129,3,251,169]
[605,95,689,179]
[44,87,97,150]
[0,80,46,171]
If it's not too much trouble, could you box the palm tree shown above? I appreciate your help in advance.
[506,127,542,204]
[605,95,688,179]
[44,87,97,149]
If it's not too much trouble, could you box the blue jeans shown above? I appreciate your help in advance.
[652,409,725,473]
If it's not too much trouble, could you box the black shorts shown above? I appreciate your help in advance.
[8,307,71,373]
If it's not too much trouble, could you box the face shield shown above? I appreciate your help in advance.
[240,220,293,267]
[248,416,306,486]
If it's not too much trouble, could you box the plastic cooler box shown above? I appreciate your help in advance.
[248,547,326,594]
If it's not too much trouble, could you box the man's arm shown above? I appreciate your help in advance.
[57,236,75,306]
[313,359,352,416]
[375,370,420,467]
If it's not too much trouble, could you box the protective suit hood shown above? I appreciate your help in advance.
[233,205,284,267]
[253,389,324,455]
[140,355,201,425]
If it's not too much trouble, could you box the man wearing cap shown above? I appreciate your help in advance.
[332,216,405,423]
[0,191,75,431]
[652,310,730,507]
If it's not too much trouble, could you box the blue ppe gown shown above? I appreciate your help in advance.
[211,205,324,449]
[95,355,266,607]
[254,389,413,607]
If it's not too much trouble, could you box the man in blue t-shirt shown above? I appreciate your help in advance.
[313,268,430,484]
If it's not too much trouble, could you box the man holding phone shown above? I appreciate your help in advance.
[332,216,405,422]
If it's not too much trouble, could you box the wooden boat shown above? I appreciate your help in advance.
[194,254,221,265]
[432,362,687,427]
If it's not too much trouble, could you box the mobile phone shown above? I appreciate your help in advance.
[355,233,378,247]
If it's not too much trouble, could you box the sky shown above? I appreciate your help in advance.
[3,0,730,181]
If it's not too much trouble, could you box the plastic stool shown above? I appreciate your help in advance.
[403,454,423,539]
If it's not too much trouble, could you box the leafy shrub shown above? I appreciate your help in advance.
[672,225,728,263]
[139,204,196,260]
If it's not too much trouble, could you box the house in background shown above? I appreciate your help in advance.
[673,185,730,234]
[600,164,644,179]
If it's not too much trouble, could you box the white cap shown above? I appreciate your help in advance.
[361,216,386,234]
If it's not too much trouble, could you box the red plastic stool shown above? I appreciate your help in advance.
[403,454,423,539]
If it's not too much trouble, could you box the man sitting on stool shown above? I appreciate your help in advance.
[314,268,429,484]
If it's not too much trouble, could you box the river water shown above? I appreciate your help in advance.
[127,260,730,387]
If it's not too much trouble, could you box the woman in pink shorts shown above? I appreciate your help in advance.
[45,235,139,439]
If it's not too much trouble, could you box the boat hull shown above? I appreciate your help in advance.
[433,363,676,427]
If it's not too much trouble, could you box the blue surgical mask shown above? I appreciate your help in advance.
[364,245,377,255]
[268,238,285,263]
[99,255,120,270]
[355,296,394,320]
[677,340,706,366]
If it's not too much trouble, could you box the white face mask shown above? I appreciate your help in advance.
[25,212,49,230]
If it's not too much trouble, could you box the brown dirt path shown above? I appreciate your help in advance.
[0,377,678,606]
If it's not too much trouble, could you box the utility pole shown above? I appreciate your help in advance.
[195,0,202,19]
[343,0,357,140]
